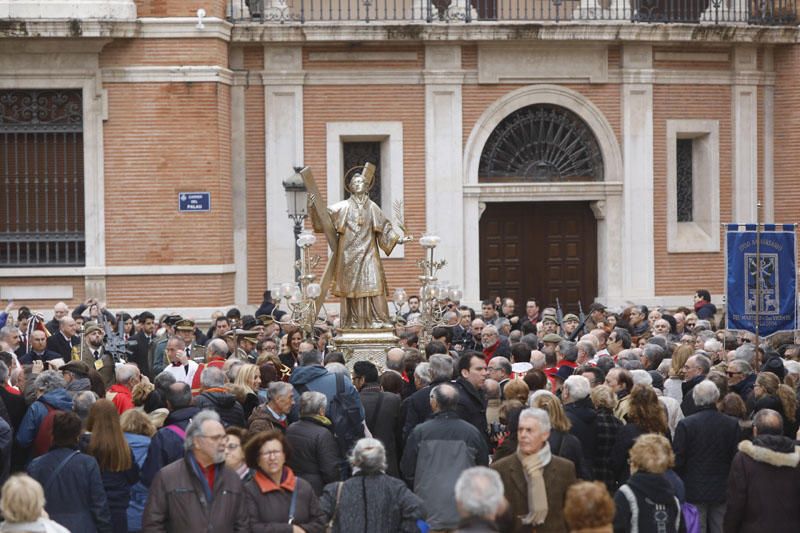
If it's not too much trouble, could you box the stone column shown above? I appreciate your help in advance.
[732,45,759,223]
[264,46,304,289]
[424,45,465,293]
[231,48,249,306]
[621,44,655,300]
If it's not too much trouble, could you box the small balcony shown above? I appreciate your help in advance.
[227,0,798,25]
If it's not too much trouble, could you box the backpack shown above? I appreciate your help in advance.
[618,484,681,533]
[32,403,62,457]
[328,372,364,454]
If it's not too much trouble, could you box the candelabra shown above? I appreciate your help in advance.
[271,229,324,340]
[395,234,462,348]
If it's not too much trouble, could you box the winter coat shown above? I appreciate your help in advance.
[680,375,704,417]
[142,454,248,533]
[193,388,246,428]
[455,377,489,443]
[320,472,424,533]
[27,447,112,533]
[730,373,756,404]
[695,301,717,320]
[753,394,800,437]
[565,396,598,473]
[289,365,365,424]
[140,406,200,487]
[125,432,151,533]
[285,416,342,495]
[16,389,74,448]
[401,377,450,442]
[401,410,489,530]
[244,467,326,533]
[723,435,800,533]
[673,405,740,503]
[613,472,682,533]
[593,407,623,490]
[611,423,670,485]
[549,430,590,480]
[240,391,261,421]
[98,450,139,532]
[491,451,577,533]
[454,517,501,532]
[107,384,135,415]
[247,403,288,434]
[359,386,402,477]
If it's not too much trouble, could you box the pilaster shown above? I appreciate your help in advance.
[732,45,759,223]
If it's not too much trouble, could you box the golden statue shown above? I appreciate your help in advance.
[305,163,412,330]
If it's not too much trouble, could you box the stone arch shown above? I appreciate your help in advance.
[463,85,623,186]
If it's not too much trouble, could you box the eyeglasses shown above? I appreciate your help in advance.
[260,450,283,457]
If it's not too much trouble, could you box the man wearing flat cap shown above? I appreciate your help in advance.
[235,330,259,363]
[80,321,115,388]
[585,302,606,332]
[562,314,580,339]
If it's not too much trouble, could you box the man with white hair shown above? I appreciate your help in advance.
[673,380,740,533]
[45,316,80,362]
[45,302,70,335]
[492,408,577,532]
[727,359,756,403]
[455,466,505,531]
[143,410,248,532]
[681,354,712,416]
[107,363,142,415]
[562,375,597,478]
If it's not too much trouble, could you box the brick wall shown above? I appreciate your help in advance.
[103,82,233,269]
[652,84,732,296]
[772,45,800,227]
[135,0,228,18]
[106,273,234,307]
[101,39,229,68]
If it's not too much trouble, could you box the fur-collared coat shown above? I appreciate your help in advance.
[723,435,800,533]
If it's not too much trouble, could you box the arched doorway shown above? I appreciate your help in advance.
[477,103,603,313]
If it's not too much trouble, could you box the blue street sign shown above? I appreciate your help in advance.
[178,192,211,212]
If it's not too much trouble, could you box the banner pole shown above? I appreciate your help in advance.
[755,203,762,341]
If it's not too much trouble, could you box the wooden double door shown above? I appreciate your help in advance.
[479,202,598,315]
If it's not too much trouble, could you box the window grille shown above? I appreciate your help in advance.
[676,138,694,223]
[343,141,382,207]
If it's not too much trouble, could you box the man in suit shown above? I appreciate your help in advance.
[44,302,70,335]
[492,407,577,533]
[353,360,402,476]
[129,311,155,377]
[45,316,80,361]
[80,322,115,388]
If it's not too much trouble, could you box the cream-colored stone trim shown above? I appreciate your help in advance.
[0,264,237,278]
[101,66,234,85]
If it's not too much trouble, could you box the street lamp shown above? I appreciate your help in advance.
[282,169,308,281]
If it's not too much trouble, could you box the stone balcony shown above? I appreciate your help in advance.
[0,0,136,19]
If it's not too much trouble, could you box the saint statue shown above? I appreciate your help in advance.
[308,164,411,330]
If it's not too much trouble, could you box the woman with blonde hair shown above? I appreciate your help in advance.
[0,474,69,533]
[753,371,799,437]
[590,385,623,491]
[233,363,263,419]
[82,399,139,533]
[564,481,614,533]
[530,391,590,479]
[120,409,155,533]
[613,434,682,533]
[665,344,693,401]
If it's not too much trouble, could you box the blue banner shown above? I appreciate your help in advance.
[726,226,796,336]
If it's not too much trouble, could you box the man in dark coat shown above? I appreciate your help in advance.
[193,366,245,428]
[285,390,341,495]
[45,316,80,361]
[401,353,453,442]
[454,351,489,443]
[724,409,800,533]
[19,329,61,365]
[401,383,489,532]
[353,360,402,477]
[27,411,111,533]
[693,289,717,321]
[140,383,200,487]
[673,380,740,533]
[129,311,155,378]
[562,375,597,477]
[680,354,711,416]
[727,359,756,403]
[143,410,248,532]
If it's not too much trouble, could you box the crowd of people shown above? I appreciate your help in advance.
[0,289,798,533]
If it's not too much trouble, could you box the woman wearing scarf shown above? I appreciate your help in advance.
[491,407,577,533]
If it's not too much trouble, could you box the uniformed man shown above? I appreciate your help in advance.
[174,319,206,364]
[150,314,182,376]
[234,329,259,363]
[562,314,580,339]
[80,321,115,387]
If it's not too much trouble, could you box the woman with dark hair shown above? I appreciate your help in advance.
[224,426,253,481]
[242,430,326,532]
[81,399,139,532]
[379,370,405,395]
[116,313,134,341]
[611,384,669,484]
[492,400,524,462]
[279,328,303,369]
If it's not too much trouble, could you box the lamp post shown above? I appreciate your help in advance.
[282,170,308,281]
[415,234,462,348]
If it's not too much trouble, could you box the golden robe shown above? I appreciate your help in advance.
[314,194,401,329]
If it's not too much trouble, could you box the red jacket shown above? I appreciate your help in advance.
[107,384,134,415]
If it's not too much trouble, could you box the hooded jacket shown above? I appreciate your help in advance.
[193,388,246,428]
[724,435,800,533]
[613,472,681,533]
[16,388,74,447]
